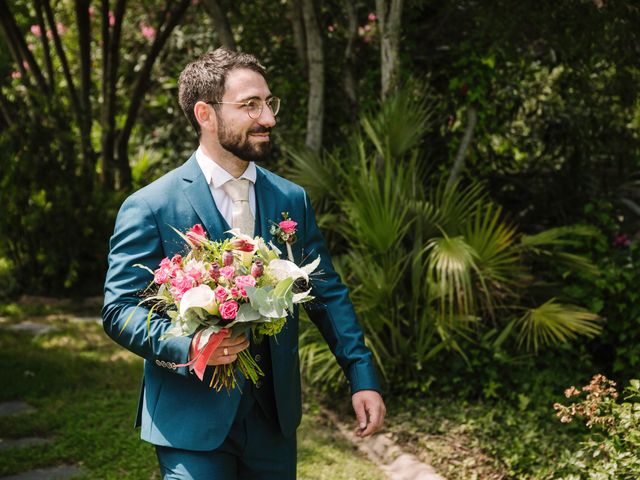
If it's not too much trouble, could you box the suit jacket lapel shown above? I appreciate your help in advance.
[254,167,280,242]
[180,154,228,239]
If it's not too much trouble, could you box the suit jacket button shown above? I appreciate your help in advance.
[254,354,261,362]
[155,359,161,366]
[255,380,263,389]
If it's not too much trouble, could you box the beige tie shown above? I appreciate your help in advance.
[221,178,254,236]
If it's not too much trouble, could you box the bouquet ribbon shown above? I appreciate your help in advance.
[175,328,229,381]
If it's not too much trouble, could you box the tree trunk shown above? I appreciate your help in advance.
[202,0,236,50]
[115,0,191,190]
[376,0,403,100]
[301,0,324,153]
[75,0,95,182]
[289,0,307,72]
[446,106,477,190]
[342,0,358,121]
[100,0,126,190]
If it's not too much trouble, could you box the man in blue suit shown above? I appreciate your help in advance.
[102,48,385,479]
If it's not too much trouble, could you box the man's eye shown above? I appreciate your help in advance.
[245,100,259,109]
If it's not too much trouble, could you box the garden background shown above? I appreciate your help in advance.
[1,0,639,478]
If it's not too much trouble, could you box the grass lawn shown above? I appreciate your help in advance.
[0,302,383,480]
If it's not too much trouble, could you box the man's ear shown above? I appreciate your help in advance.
[194,101,217,134]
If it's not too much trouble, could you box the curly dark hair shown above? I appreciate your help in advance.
[178,48,266,135]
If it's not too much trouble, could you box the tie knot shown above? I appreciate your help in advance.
[222,178,251,202]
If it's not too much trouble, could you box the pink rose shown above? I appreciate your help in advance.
[186,224,206,247]
[279,220,297,234]
[214,286,228,303]
[171,254,183,265]
[220,266,235,280]
[230,287,240,298]
[219,300,239,320]
[235,275,256,288]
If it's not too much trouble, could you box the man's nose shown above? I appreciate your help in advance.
[257,105,277,128]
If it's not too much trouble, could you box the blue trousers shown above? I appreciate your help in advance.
[155,395,296,479]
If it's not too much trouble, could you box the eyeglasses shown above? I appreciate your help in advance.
[208,97,281,119]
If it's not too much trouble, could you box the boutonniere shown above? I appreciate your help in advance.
[269,212,298,262]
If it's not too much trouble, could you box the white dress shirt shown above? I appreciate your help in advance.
[195,146,257,227]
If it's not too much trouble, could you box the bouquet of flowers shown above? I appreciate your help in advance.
[129,221,318,391]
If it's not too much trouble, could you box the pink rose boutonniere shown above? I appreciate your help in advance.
[270,212,298,262]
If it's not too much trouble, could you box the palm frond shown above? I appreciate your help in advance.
[283,144,343,204]
[339,155,414,254]
[424,234,478,322]
[516,299,603,351]
[464,203,523,317]
[520,225,600,276]
[361,77,437,160]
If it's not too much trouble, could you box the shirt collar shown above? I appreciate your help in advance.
[195,146,257,189]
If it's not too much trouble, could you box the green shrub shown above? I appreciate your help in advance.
[553,375,640,479]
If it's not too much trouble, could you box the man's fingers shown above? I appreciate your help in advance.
[354,400,368,431]
[352,390,386,438]
[214,353,237,365]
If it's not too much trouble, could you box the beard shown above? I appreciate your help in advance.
[217,117,272,163]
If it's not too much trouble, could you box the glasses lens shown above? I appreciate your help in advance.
[246,100,261,119]
[267,97,281,116]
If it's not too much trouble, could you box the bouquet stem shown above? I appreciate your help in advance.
[209,349,264,392]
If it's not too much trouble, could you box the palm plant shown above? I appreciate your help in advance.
[287,81,602,388]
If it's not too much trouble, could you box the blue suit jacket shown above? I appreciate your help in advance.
[102,154,380,451]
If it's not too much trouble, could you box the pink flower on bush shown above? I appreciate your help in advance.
[220,266,235,280]
[368,12,377,22]
[214,286,228,303]
[30,25,42,37]
[11,71,21,79]
[613,233,631,247]
[219,300,239,320]
[279,220,297,235]
[56,22,67,35]
[186,223,206,247]
[139,22,156,40]
[108,11,116,27]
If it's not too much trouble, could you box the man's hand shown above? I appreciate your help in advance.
[189,332,250,366]
[352,390,386,437]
